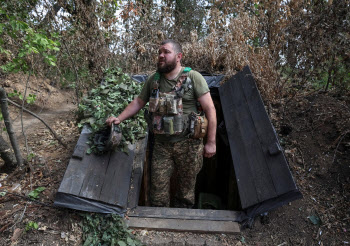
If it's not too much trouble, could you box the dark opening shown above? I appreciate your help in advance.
[138,88,241,211]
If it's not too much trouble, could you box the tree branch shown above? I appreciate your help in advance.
[7,98,68,149]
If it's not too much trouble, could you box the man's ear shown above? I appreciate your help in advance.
[177,52,183,62]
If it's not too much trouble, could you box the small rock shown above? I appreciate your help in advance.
[38,226,47,231]
[61,232,66,239]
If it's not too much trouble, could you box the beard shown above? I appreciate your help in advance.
[157,57,177,74]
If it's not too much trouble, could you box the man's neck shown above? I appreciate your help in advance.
[163,65,183,80]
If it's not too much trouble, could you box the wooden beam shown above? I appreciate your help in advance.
[127,136,148,209]
[128,206,241,222]
[125,217,240,233]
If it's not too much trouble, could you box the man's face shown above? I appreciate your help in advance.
[157,43,180,73]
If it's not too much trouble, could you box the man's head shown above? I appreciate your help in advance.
[157,39,183,74]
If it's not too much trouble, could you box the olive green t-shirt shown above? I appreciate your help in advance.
[138,67,209,142]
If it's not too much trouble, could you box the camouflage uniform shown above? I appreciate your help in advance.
[139,68,209,208]
[150,138,204,207]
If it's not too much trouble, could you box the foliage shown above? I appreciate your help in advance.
[80,213,141,246]
[25,221,39,231]
[8,90,36,104]
[280,0,350,91]
[1,0,349,101]
[27,152,35,161]
[28,186,45,199]
[0,7,60,74]
[78,68,147,154]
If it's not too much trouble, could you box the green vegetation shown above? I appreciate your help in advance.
[0,10,60,74]
[8,90,36,104]
[78,68,147,154]
[81,213,141,246]
[27,187,45,199]
[25,221,38,231]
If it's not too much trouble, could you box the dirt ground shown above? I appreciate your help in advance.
[0,74,349,246]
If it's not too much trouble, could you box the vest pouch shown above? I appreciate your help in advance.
[173,114,183,133]
[194,115,208,139]
[149,97,159,112]
[159,98,166,115]
[163,116,174,135]
[153,115,163,132]
[166,96,178,115]
[177,97,183,114]
[189,112,208,139]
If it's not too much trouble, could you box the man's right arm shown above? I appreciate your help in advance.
[106,97,147,126]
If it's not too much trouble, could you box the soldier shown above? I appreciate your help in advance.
[106,39,216,208]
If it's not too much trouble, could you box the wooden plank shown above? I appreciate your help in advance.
[143,147,150,206]
[141,134,153,206]
[219,77,260,208]
[79,151,112,200]
[72,145,86,160]
[98,146,134,207]
[233,71,277,201]
[127,136,148,209]
[239,66,296,195]
[58,133,91,195]
[128,206,241,222]
[127,167,142,208]
[125,217,240,233]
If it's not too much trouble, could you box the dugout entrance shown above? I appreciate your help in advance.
[54,66,302,233]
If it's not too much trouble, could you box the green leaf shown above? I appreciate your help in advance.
[28,187,46,199]
[117,241,127,246]
[119,84,128,90]
[308,215,322,225]
[25,221,38,231]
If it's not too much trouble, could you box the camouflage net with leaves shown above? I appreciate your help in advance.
[78,68,147,154]
[81,213,142,246]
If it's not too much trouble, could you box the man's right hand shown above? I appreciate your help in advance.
[106,117,121,126]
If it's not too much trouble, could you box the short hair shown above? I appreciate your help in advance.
[160,39,182,54]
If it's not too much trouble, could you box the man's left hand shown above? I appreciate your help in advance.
[203,141,216,158]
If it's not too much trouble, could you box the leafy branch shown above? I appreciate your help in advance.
[80,213,141,246]
[78,68,147,154]
[0,8,60,74]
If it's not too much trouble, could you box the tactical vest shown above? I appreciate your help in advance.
[148,67,192,135]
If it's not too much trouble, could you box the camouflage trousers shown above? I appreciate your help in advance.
[150,138,203,208]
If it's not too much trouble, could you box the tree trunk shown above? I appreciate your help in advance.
[0,87,24,170]
[0,134,18,171]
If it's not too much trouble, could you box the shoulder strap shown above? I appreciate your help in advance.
[154,72,160,81]
[183,67,192,73]
[153,72,160,89]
